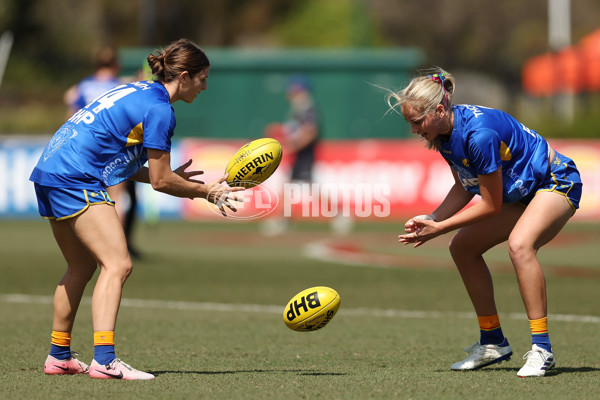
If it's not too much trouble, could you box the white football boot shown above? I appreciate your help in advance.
[517,344,555,377]
[89,358,155,380]
[450,339,513,371]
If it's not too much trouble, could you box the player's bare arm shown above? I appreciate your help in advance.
[430,170,476,221]
[146,148,244,213]
[400,168,503,246]
[129,158,204,185]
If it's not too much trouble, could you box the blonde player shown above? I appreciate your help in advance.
[388,68,582,377]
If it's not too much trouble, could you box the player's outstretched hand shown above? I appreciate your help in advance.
[399,214,436,248]
[174,159,205,184]
[206,174,245,217]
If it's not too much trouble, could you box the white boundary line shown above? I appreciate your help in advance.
[2,293,599,324]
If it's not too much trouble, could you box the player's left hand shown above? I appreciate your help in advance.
[398,217,439,248]
[174,159,205,184]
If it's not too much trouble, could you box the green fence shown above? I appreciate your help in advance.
[119,47,424,139]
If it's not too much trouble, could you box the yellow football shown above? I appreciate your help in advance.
[225,138,283,188]
[283,287,340,332]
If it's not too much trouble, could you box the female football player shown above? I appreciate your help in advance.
[388,68,582,377]
[31,38,244,380]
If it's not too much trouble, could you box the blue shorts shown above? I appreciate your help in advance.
[520,151,582,211]
[34,184,115,221]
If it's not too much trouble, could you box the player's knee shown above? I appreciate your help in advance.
[507,235,534,264]
[120,261,133,282]
[65,262,97,283]
[101,260,133,282]
[449,233,474,261]
[83,264,98,282]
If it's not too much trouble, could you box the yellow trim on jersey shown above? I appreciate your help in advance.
[499,141,512,161]
[126,122,144,147]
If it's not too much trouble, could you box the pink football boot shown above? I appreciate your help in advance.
[44,353,89,375]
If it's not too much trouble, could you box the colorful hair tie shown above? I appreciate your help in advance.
[428,72,447,84]
[427,72,448,107]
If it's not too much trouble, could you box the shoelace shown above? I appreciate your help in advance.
[108,358,134,371]
[69,351,89,371]
[463,343,488,357]
[464,343,483,353]
[522,349,548,368]
[464,342,506,360]
[464,343,477,352]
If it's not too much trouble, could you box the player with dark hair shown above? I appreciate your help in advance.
[32,38,244,380]
[387,67,582,377]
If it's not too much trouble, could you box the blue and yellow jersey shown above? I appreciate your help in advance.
[440,105,550,203]
[30,80,175,189]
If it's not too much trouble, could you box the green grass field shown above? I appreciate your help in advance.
[1,219,599,399]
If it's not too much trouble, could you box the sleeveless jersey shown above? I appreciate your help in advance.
[30,80,175,189]
[439,105,550,203]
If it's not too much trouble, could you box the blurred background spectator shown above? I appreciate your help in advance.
[268,75,319,184]
[262,75,320,236]
[63,47,122,117]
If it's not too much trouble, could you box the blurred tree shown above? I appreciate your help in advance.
[269,0,387,47]
[370,0,600,84]
[1,0,600,135]
[3,0,600,86]
[270,0,599,89]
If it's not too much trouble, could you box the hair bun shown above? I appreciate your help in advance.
[146,38,210,83]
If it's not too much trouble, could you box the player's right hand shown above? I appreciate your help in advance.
[204,174,245,216]
[404,214,434,233]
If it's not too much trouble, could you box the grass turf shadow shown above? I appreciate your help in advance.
[150,368,348,377]
[434,366,600,376]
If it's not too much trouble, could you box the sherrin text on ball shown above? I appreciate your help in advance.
[225,138,282,188]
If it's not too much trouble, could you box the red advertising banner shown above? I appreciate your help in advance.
[180,138,600,221]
